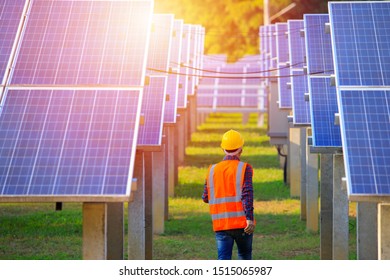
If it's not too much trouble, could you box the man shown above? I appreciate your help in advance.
[202,129,255,260]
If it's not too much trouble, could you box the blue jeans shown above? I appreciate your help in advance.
[215,229,253,260]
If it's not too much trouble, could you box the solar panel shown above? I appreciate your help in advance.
[288,20,305,69]
[338,89,390,198]
[10,0,154,87]
[137,76,167,147]
[186,25,197,96]
[304,14,340,147]
[0,89,141,200]
[329,1,390,87]
[328,1,390,199]
[164,19,183,124]
[278,66,292,109]
[304,14,334,76]
[0,0,27,87]
[177,24,191,109]
[291,69,310,125]
[309,77,342,147]
[276,23,289,65]
[147,14,174,74]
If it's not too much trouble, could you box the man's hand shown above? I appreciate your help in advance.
[244,220,255,234]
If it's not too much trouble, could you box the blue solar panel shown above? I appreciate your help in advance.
[0,0,27,86]
[269,25,277,70]
[329,2,390,87]
[196,88,214,107]
[291,69,310,125]
[164,19,183,124]
[186,25,197,96]
[278,66,292,109]
[147,14,174,74]
[288,20,305,69]
[137,76,167,147]
[338,89,390,197]
[309,77,342,147]
[276,23,289,65]
[10,0,153,86]
[0,89,141,200]
[177,24,190,109]
[304,14,334,76]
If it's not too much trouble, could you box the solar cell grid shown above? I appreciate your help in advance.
[276,23,289,65]
[329,1,390,87]
[288,20,305,69]
[309,77,341,147]
[291,69,310,125]
[304,14,334,76]
[164,19,183,124]
[11,0,153,86]
[0,0,27,86]
[0,89,141,200]
[147,14,174,73]
[339,89,390,197]
[137,76,167,147]
[278,66,292,109]
[177,24,191,108]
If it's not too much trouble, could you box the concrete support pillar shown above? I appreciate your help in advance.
[320,154,333,259]
[332,154,348,259]
[378,204,390,260]
[83,203,107,260]
[306,128,318,232]
[152,149,165,234]
[257,113,264,128]
[166,126,175,197]
[177,109,186,166]
[300,128,307,221]
[174,117,180,187]
[357,202,378,259]
[128,151,145,259]
[106,203,124,260]
[143,151,153,259]
[242,112,250,124]
[289,127,301,198]
[189,94,197,135]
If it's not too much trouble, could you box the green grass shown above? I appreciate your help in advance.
[0,112,357,260]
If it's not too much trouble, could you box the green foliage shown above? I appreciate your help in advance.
[154,0,329,61]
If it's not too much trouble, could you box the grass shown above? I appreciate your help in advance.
[0,112,357,260]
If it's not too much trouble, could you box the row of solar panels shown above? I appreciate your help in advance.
[0,0,205,201]
[261,1,390,200]
[195,55,266,111]
[196,55,266,112]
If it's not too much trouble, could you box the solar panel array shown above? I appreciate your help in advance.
[0,0,206,202]
[138,14,173,147]
[288,20,310,125]
[329,1,390,199]
[0,0,26,87]
[164,19,184,124]
[304,14,341,147]
[0,88,141,198]
[0,0,155,201]
[276,22,292,109]
[197,60,265,112]
[177,24,191,109]
[11,0,153,87]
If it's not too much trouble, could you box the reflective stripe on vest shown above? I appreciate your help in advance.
[208,161,246,221]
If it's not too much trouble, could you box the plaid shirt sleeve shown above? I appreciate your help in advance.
[241,163,254,221]
[202,179,209,203]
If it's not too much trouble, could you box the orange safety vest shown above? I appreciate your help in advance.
[206,160,248,231]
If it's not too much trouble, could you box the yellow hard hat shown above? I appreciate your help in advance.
[220,129,244,150]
